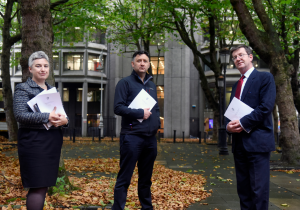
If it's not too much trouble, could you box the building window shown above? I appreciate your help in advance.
[157,86,164,133]
[87,88,101,102]
[77,88,83,101]
[151,57,164,74]
[157,86,164,98]
[87,114,99,127]
[64,53,83,71]
[63,88,69,102]
[90,29,106,44]
[204,55,211,71]
[53,54,59,70]
[88,54,105,71]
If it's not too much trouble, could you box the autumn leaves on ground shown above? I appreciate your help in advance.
[0,147,211,209]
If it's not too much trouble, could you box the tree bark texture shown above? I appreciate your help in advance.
[273,105,278,136]
[1,0,21,142]
[291,20,300,113]
[20,0,54,84]
[230,0,300,164]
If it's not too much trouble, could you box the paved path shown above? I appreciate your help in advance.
[4,141,300,210]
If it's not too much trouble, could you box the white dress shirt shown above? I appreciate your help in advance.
[237,67,254,99]
[238,67,254,133]
[227,67,255,133]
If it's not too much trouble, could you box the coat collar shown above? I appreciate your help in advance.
[131,70,152,85]
[26,77,52,89]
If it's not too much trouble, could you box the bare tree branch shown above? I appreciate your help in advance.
[50,0,69,10]
[10,8,20,20]
[9,33,22,45]
[53,17,67,25]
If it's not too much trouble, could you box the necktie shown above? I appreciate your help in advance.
[235,75,245,100]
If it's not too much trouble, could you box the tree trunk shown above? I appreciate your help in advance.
[271,57,300,164]
[20,0,72,191]
[1,0,20,142]
[291,28,300,112]
[20,0,54,84]
[230,0,300,164]
[290,10,300,113]
[273,105,278,136]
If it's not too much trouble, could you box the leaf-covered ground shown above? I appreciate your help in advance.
[0,152,211,209]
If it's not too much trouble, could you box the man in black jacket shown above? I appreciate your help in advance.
[112,50,160,210]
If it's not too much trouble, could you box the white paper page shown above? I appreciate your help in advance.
[224,97,254,121]
[27,87,57,130]
[35,92,67,117]
[27,87,57,112]
[128,89,157,123]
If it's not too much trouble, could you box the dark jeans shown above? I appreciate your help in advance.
[234,141,271,210]
[112,134,157,210]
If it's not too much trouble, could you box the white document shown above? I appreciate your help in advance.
[128,89,157,123]
[224,97,254,121]
[27,87,57,130]
[35,92,67,116]
[27,87,57,111]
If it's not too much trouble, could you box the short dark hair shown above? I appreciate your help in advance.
[230,45,253,56]
[132,50,150,61]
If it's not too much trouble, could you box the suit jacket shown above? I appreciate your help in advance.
[226,69,276,152]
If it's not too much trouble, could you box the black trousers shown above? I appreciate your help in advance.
[112,134,157,210]
[234,140,271,210]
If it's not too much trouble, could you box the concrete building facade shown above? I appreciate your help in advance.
[0,32,273,138]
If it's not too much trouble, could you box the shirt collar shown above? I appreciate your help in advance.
[243,67,254,78]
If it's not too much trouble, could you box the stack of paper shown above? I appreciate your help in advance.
[27,88,67,130]
[224,97,254,121]
[128,89,157,123]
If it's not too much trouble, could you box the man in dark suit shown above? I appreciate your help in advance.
[226,45,276,210]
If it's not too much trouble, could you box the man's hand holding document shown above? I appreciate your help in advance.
[27,88,67,130]
[224,97,254,121]
[128,89,157,123]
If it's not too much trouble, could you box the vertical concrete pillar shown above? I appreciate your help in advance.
[58,81,63,98]
[11,82,15,96]
[164,39,190,138]
[82,81,88,136]
[114,52,132,137]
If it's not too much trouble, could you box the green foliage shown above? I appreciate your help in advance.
[51,176,71,196]
[243,0,300,63]
[51,0,107,46]
[6,197,26,203]
[0,1,22,41]
[97,0,169,52]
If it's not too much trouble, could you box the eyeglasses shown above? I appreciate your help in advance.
[232,54,249,61]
